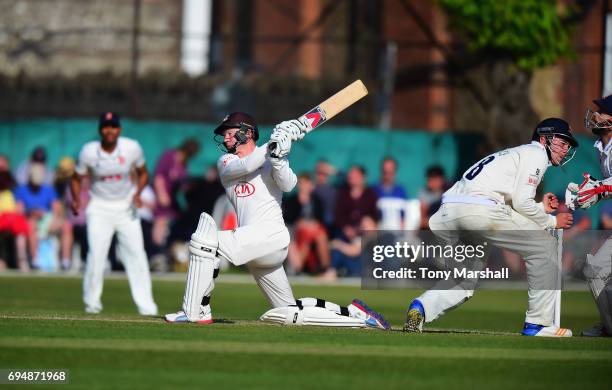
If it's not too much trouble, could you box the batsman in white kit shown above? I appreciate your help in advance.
[566,96,612,337]
[404,118,577,337]
[71,112,158,315]
[165,112,389,329]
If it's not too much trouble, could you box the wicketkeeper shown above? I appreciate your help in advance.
[566,96,612,337]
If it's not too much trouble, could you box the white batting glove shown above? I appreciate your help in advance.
[273,120,306,142]
[268,130,292,159]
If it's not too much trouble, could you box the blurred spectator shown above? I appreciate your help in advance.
[328,216,377,278]
[418,165,447,229]
[600,201,612,229]
[373,157,408,230]
[171,165,224,243]
[63,176,90,271]
[14,163,63,268]
[53,157,76,200]
[189,166,225,215]
[334,165,379,234]
[208,194,237,272]
[137,184,157,259]
[15,146,53,186]
[0,170,29,271]
[54,157,76,270]
[283,173,330,275]
[152,138,200,250]
[313,159,338,231]
[212,195,237,230]
[330,165,378,278]
[164,167,232,273]
[0,154,12,175]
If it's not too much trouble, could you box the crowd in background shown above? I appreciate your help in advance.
[282,159,447,280]
[0,143,609,279]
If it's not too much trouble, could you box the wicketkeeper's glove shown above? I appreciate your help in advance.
[566,173,612,210]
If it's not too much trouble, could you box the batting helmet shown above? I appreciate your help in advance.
[213,112,259,141]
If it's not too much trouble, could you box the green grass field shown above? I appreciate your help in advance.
[1,274,611,389]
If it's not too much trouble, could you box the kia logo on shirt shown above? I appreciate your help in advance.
[235,182,255,197]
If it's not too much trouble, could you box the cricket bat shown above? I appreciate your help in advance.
[268,79,369,153]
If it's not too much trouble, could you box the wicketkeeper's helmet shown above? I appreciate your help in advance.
[585,95,612,134]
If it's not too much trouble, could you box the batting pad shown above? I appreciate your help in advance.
[260,306,365,327]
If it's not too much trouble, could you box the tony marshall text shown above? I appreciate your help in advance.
[372,267,509,280]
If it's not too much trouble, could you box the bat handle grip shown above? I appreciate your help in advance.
[268,141,279,158]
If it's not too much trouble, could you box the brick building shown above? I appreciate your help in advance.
[0,0,609,133]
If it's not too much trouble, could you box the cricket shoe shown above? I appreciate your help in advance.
[139,307,158,316]
[521,322,572,337]
[350,299,390,330]
[581,323,610,337]
[165,306,213,324]
[85,307,101,314]
[403,299,425,333]
[85,304,102,314]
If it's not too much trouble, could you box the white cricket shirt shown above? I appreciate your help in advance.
[444,141,556,229]
[594,138,612,181]
[75,136,145,201]
[217,144,297,226]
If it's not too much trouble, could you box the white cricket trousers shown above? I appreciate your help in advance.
[419,202,560,326]
[217,221,295,308]
[83,197,158,315]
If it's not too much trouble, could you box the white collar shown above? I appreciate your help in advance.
[97,138,121,157]
[530,141,545,149]
[594,137,612,154]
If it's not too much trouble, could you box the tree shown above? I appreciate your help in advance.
[436,0,587,149]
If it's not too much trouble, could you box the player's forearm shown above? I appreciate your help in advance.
[220,145,267,181]
[513,197,556,229]
[135,167,149,196]
[270,158,297,192]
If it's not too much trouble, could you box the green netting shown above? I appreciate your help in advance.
[0,119,462,196]
[0,119,604,222]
